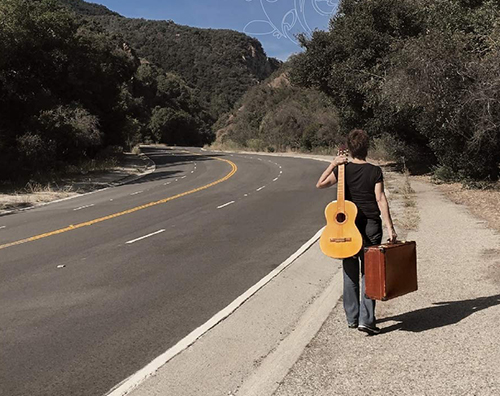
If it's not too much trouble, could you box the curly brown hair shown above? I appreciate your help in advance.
[347,129,369,160]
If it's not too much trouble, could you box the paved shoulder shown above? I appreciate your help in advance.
[273,177,500,396]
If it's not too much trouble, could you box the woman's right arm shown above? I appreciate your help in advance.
[375,181,397,242]
[316,156,347,189]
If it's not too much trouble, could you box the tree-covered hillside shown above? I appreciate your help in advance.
[59,0,281,119]
[213,65,341,153]
[0,0,210,181]
[291,0,500,181]
[0,0,280,182]
[215,0,500,182]
[59,0,119,16]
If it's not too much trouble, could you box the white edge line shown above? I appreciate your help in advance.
[217,201,235,209]
[125,229,165,245]
[105,227,324,396]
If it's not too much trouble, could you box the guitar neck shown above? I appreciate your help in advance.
[337,164,345,209]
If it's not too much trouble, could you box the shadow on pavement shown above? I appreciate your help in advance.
[128,147,224,185]
[379,294,500,333]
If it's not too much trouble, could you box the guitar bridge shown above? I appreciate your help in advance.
[330,237,352,243]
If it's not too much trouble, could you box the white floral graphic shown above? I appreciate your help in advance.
[244,0,338,44]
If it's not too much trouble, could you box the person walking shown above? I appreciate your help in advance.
[316,129,397,335]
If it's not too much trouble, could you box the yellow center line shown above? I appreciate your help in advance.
[0,156,238,251]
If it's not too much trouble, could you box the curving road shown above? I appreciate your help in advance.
[0,147,334,396]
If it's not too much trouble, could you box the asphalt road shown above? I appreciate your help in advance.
[0,147,334,396]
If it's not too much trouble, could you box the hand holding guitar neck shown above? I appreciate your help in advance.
[332,154,348,167]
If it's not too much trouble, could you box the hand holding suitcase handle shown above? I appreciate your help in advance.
[387,226,397,243]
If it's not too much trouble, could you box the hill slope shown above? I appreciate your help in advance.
[212,65,340,153]
[59,0,281,119]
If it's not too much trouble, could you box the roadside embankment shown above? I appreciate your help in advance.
[0,151,155,216]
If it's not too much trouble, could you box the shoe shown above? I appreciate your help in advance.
[357,324,381,335]
[348,322,358,329]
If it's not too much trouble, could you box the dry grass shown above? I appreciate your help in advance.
[0,155,124,212]
[385,168,420,234]
[434,181,500,234]
[206,140,244,152]
[131,145,142,155]
[207,141,340,156]
[65,157,119,175]
[0,182,75,212]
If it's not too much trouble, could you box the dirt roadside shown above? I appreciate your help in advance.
[272,169,500,396]
[0,152,154,215]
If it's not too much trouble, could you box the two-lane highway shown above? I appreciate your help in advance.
[0,147,335,396]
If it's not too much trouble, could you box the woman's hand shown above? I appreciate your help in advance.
[387,226,398,243]
[332,155,348,167]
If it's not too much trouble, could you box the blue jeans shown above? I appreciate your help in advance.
[342,217,382,326]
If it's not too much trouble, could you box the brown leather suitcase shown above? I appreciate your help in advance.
[364,241,417,301]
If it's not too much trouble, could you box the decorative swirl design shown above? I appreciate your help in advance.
[244,0,338,44]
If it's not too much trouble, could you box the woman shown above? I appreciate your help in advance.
[316,129,397,335]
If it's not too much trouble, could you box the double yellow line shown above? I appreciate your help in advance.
[0,156,238,251]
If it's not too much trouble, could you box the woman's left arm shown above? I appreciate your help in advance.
[316,156,347,189]
[375,181,397,242]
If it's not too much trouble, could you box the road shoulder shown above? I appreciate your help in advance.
[127,238,343,396]
[273,174,500,396]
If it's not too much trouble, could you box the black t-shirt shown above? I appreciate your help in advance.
[333,162,384,220]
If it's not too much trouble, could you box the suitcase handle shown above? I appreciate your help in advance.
[387,239,407,244]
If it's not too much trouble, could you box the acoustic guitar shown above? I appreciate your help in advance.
[320,147,363,259]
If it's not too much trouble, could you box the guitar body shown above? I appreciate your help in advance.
[320,200,363,259]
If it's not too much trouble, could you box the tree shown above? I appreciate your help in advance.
[289,0,500,180]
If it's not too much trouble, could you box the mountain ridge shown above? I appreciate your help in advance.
[58,0,281,119]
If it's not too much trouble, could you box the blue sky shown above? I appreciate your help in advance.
[91,0,338,60]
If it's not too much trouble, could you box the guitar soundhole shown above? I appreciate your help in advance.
[336,212,346,223]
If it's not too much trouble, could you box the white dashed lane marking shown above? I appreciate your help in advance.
[217,201,235,209]
[130,191,143,196]
[0,226,6,229]
[126,229,165,245]
[273,177,279,182]
[73,204,95,211]
[256,186,266,192]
